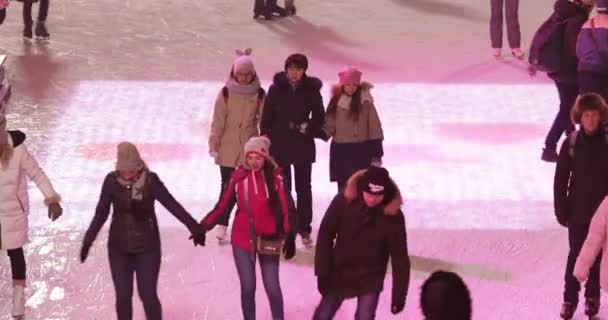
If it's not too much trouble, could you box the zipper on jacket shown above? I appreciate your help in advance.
[16,194,26,213]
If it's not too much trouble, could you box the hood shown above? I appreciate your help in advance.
[272,71,323,90]
[343,169,403,215]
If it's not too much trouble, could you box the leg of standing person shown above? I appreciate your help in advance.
[294,162,313,244]
[312,294,344,320]
[109,250,136,320]
[543,82,579,161]
[489,0,504,53]
[505,0,522,54]
[134,251,163,320]
[259,254,284,320]
[7,248,26,317]
[233,247,257,320]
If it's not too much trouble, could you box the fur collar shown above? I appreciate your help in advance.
[343,168,403,215]
[330,81,374,103]
[272,72,323,90]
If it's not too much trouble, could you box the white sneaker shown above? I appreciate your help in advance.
[215,225,228,242]
[11,285,25,317]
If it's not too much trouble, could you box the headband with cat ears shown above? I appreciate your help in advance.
[235,48,253,57]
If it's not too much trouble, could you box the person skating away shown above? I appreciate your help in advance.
[201,136,297,320]
[0,106,63,320]
[577,0,608,100]
[319,67,384,192]
[253,0,288,20]
[313,166,410,320]
[554,93,608,319]
[208,48,266,243]
[15,0,50,40]
[529,0,592,162]
[79,142,207,320]
[260,53,324,249]
[420,271,472,320]
[490,0,524,58]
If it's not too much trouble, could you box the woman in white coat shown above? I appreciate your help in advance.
[0,110,62,319]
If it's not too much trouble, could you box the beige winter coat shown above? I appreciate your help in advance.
[323,82,383,143]
[208,90,264,168]
[574,196,608,289]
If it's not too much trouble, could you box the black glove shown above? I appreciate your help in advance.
[283,235,296,260]
[557,214,568,227]
[48,203,63,221]
[317,275,331,296]
[80,242,91,263]
[189,225,207,247]
[391,297,405,314]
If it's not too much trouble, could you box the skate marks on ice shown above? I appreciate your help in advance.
[390,0,487,23]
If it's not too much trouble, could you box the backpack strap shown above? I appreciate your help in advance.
[222,86,229,104]
[257,88,266,108]
[568,130,579,158]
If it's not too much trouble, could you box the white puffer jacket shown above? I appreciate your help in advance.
[0,131,60,250]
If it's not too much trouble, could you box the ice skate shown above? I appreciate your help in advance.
[584,298,599,319]
[34,21,50,40]
[11,285,25,319]
[560,301,576,320]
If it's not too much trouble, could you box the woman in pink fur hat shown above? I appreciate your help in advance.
[318,66,385,192]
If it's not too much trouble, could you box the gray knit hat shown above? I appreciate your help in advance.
[116,142,145,172]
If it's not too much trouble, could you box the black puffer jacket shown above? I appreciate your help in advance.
[555,129,608,225]
[548,0,589,83]
[315,169,410,304]
[83,171,200,253]
[260,72,324,164]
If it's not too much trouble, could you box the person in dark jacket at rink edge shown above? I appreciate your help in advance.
[253,0,289,20]
[313,166,410,320]
[260,53,324,249]
[80,142,207,320]
[419,271,472,320]
[577,0,608,100]
[533,0,593,162]
[554,93,608,319]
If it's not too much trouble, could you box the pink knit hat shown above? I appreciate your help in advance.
[244,136,270,158]
[232,48,256,75]
[338,67,362,86]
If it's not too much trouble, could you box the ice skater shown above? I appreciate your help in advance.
[554,93,608,319]
[260,53,324,248]
[208,48,266,243]
[490,0,524,58]
[313,166,410,319]
[319,66,384,192]
[0,103,63,320]
[577,0,608,100]
[201,136,296,320]
[15,0,50,40]
[80,142,207,320]
[253,0,288,20]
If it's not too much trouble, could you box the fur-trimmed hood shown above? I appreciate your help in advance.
[272,71,323,90]
[343,168,403,215]
[330,81,374,104]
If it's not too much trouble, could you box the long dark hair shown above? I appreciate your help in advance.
[326,86,363,120]
[261,159,285,233]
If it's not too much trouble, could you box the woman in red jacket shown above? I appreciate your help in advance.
[201,136,296,320]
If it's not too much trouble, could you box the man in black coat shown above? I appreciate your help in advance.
[261,53,324,247]
[313,166,410,319]
[554,93,608,319]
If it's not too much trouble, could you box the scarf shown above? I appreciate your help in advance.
[116,168,148,201]
[225,77,261,96]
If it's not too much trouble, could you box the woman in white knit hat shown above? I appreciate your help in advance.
[0,105,63,319]
[208,48,266,243]
[80,142,207,320]
[201,136,296,320]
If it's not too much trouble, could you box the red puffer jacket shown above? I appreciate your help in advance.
[201,166,290,251]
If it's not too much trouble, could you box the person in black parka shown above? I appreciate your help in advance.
[535,0,592,162]
[80,142,207,320]
[313,166,410,319]
[554,93,608,319]
[260,53,324,248]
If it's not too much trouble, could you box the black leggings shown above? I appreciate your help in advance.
[23,0,49,26]
[7,248,26,280]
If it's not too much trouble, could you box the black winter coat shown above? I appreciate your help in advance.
[315,169,410,305]
[547,0,589,83]
[260,72,324,164]
[83,171,200,253]
[555,129,608,226]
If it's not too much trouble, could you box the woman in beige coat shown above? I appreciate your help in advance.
[208,48,265,242]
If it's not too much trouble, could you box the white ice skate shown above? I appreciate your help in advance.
[215,225,229,244]
[11,285,25,319]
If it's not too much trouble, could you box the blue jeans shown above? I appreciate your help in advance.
[233,247,284,320]
[313,292,381,320]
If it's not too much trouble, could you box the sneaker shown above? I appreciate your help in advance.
[585,298,600,318]
[215,225,228,242]
[492,48,501,58]
[301,233,313,248]
[512,48,525,59]
[34,21,50,40]
[541,148,559,162]
[11,285,25,317]
[23,25,32,41]
[560,301,577,319]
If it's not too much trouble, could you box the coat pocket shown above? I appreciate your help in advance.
[16,194,26,213]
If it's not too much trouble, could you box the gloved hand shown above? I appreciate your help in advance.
[189,225,207,247]
[391,296,405,314]
[282,235,296,260]
[48,202,63,221]
[557,214,568,228]
[80,242,91,263]
[317,275,331,296]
